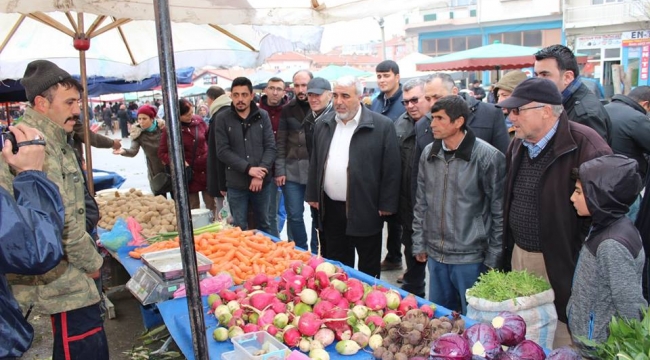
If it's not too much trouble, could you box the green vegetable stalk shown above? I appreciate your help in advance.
[466,269,551,302]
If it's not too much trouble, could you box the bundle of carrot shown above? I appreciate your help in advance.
[128,227,312,284]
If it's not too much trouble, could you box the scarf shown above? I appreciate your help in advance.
[561,76,582,104]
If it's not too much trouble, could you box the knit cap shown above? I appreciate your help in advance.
[20,60,73,102]
[137,105,157,120]
[494,71,528,94]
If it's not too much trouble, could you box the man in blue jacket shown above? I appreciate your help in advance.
[370,60,406,272]
[0,124,65,359]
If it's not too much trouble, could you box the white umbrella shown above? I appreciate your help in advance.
[0,0,448,25]
[0,12,324,80]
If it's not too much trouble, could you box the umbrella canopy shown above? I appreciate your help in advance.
[314,65,373,80]
[0,0,447,26]
[179,84,211,97]
[0,12,324,80]
[416,43,588,72]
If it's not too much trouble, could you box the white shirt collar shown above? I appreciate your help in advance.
[335,105,362,126]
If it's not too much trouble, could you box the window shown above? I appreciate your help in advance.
[470,9,477,17]
[504,32,521,45]
[422,39,436,53]
[468,35,482,49]
[450,11,455,19]
[452,37,466,52]
[424,13,437,21]
[604,48,620,58]
[523,31,542,47]
[488,33,501,45]
[437,38,451,53]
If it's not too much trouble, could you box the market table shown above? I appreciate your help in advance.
[114,244,471,360]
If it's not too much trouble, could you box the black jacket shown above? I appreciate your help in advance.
[604,94,650,179]
[207,105,230,197]
[564,82,612,145]
[275,98,312,183]
[305,107,401,236]
[395,111,423,230]
[215,102,276,191]
[503,112,612,323]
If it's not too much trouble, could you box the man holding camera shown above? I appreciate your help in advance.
[0,60,108,360]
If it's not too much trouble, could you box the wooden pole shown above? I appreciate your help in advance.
[77,13,95,195]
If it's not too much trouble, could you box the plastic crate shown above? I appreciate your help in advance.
[221,331,289,360]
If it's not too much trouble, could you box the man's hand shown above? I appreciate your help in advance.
[248,166,267,180]
[2,124,46,174]
[308,202,319,210]
[275,176,286,187]
[220,191,227,197]
[415,253,427,263]
[112,139,121,150]
[87,270,101,279]
[249,177,263,192]
[112,148,126,155]
[379,211,393,216]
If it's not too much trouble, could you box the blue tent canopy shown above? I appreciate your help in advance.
[0,67,194,102]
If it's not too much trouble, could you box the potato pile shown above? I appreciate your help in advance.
[97,188,177,238]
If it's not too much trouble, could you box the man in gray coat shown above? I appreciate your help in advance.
[412,96,505,314]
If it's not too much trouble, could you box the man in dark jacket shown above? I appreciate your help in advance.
[216,77,276,234]
[303,78,334,255]
[534,44,611,144]
[1,124,65,359]
[370,60,406,272]
[394,78,431,297]
[206,86,230,215]
[306,76,400,279]
[496,77,612,348]
[604,86,650,180]
[267,74,303,238]
[101,104,114,135]
[117,104,130,138]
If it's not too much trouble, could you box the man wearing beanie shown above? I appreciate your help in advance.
[492,70,528,136]
[496,77,611,348]
[0,60,109,360]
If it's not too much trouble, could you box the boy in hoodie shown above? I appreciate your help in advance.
[568,154,647,357]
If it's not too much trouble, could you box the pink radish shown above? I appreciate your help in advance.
[365,290,387,311]
[298,312,323,336]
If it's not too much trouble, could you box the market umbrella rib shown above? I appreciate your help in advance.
[0,14,24,55]
[207,23,256,51]
[27,12,74,37]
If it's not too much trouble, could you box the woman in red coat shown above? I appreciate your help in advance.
[158,98,213,210]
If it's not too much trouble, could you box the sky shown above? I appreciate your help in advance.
[319,13,406,52]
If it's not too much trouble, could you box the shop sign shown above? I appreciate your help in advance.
[642,45,649,80]
[622,31,650,47]
[576,34,621,48]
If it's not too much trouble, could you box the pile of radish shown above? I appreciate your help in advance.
[206,257,440,359]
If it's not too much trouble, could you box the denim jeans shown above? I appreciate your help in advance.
[266,183,281,238]
[283,181,308,250]
[227,184,272,234]
[427,257,486,315]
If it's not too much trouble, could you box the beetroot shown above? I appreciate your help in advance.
[249,292,276,311]
[283,326,301,347]
[313,300,335,318]
[365,290,387,311]
[506,340,546,360]
[320,286,343,304]
[546,347,581,359]
[491,311,527,346]
[430,333,472,360]
[344,279,365,302]
[398,294,418,315]
[307,256,325,269]
[298,311,323,336]
[314,271,330,289]
[464,323,502,359]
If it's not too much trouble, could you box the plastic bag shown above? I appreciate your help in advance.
[126,217,147,246]
[173,273,234,298]
[99,217,133,251]
[466,288,558,350]
[219,195,233,224]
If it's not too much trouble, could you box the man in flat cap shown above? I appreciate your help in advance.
[0,60,109,359]
[497,77,611,348]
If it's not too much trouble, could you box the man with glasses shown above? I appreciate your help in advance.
[370,60,406,273]
[259,77,289,237]
[496,77,611,348]
[394,78,431,298]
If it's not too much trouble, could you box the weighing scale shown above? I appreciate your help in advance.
[126,248,213,305]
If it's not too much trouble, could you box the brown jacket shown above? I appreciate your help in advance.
[122,121,166,193]
[503,111,612,323]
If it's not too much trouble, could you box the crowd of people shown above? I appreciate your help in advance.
[2,41,650,359]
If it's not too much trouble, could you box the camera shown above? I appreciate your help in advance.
[0,129,18,154]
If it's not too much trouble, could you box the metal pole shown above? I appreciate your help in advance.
[378,17,387,61]
[152,1,209,359]
[78,13,95,195]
